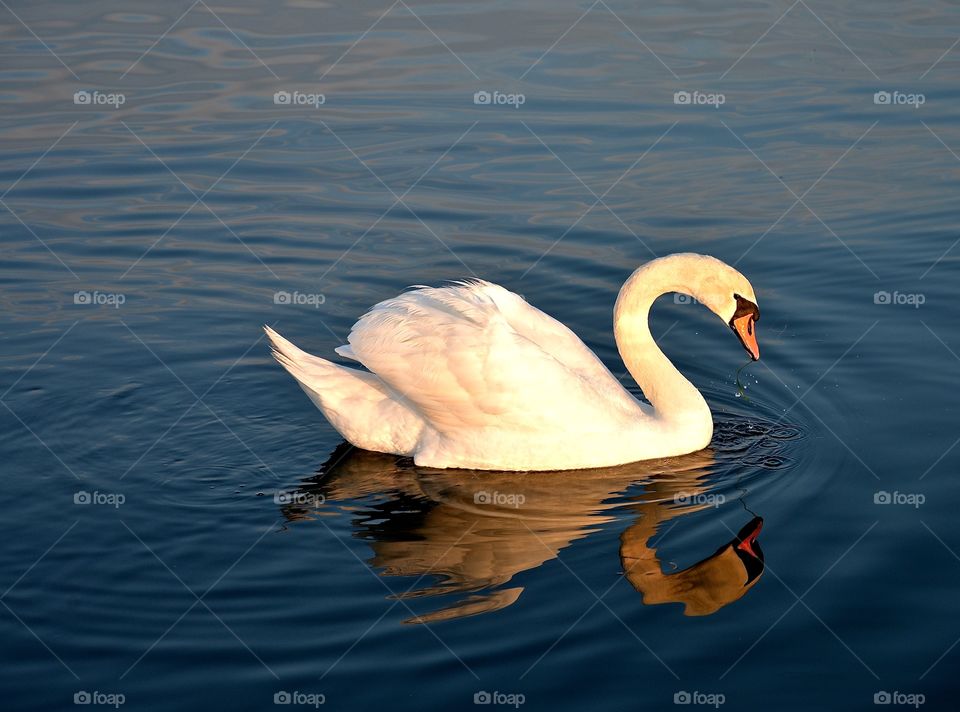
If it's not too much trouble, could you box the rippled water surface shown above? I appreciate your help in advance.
[2,1,960,710]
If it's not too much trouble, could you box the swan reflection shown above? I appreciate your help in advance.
[278,444,765,622]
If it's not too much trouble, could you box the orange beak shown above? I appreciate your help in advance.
[731,313,760,361]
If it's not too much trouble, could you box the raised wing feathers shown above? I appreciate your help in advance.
[342,281,640,437]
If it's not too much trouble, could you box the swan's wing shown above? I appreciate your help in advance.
[341,281,641,436]
[465,281,614,382]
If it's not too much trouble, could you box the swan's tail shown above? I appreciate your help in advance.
[263,325,421,455]
[264,325,336,390]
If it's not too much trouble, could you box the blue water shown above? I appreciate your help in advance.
[2,1,960,710]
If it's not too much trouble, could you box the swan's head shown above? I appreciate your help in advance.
[621,253,761,360]
[687,255,761,361]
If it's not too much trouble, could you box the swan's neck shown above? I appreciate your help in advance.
[613,264,711,428]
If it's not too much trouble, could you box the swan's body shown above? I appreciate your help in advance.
[267,253,760,471]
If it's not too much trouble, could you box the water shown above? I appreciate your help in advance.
[1,1,959,709]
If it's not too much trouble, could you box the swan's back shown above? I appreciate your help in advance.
[337,281,642,457]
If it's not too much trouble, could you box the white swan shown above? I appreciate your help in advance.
[266,253,760,471]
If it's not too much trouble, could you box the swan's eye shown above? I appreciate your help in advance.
[731,293,759,324]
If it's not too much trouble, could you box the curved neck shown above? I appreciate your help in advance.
[613,260,710,425]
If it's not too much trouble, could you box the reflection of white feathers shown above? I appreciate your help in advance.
[267,254,760,471]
